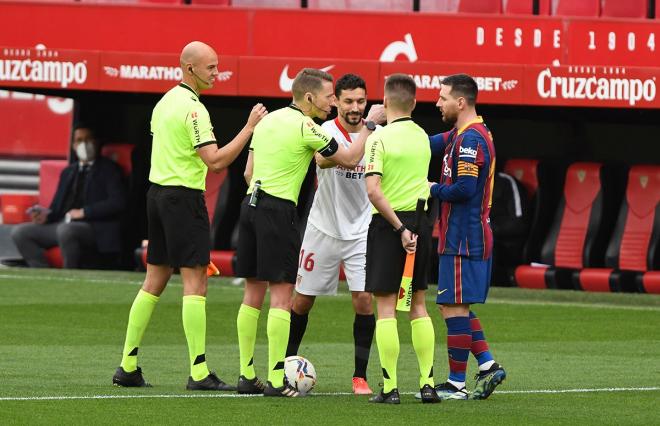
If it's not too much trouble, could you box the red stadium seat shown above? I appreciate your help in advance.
[45,247,64,269]
[459,0,501,13]
[420,0,501,13]
[0,194,39,224]
[503,0,533,14]
[640,271,660,294]
[39,160,68,208]
[231,0,300,8]
[80,0,184,4]
[101,143,133,176]
[189,0,231,5]
[306,0,412,11]
[205,169,228,226]
[601,0,647,18]
[210,250,236,276]
[503,0,550,15]
[577,166,660,292]
[514,163,621,290]
[551,0,599,17]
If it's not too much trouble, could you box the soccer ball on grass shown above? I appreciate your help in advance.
[284,356,317,395]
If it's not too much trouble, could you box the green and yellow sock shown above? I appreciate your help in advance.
[182,295,209,381]
[376,318,399,393]
[267,308,290,386]
[237,304,261,379]
[411,316,435,388]
[120,289,159,372]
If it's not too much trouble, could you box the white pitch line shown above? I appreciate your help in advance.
[1,387,658,401]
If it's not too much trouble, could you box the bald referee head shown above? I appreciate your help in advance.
[180,41,219,93]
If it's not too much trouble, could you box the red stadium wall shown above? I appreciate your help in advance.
[0,90,72,158]
[0,2,658,108]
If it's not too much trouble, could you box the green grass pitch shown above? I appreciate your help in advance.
[0,268,659,425]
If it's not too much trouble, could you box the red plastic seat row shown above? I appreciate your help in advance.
[577,165,660,294]
[514,162,622,290]
[515,163,660,294]
[552,0,649,18]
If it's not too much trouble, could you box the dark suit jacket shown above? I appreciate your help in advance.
[47,157,127,253]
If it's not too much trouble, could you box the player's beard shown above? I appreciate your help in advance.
[343,111,363,126]
[442,109,457,127]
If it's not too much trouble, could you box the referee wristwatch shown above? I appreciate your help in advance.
[365,120,377,131]
[395,224,407,234]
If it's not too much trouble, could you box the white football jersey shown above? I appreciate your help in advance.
[306,118,374,240]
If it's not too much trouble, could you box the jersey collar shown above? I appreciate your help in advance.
[178,82,199,98]
[289,103,304,114]
[391,116,412,124]
[457,116,484,135]
[334,118,353,143]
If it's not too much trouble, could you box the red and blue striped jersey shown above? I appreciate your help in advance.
[429,117,496,259]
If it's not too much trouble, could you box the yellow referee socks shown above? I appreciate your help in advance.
[120,289,159,373]
[237,304,261,379]
[182,295,210,381]
[411,316,436,388]
[376,318,399,393]
[267,308,291,387]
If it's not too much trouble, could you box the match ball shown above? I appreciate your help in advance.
[284,356,317,395]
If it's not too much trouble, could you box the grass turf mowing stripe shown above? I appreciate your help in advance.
[1,387,659,401]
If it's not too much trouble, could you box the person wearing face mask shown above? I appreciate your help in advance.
[11,124,126,269]
[235,68,386,397]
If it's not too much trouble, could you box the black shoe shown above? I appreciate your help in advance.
[186,372,237,391]
[237,375,265,394]
[472,362,506,400]
[369,388,401,404]
[263,380,299,397]
[420,384,442,403]
[112,366,152,387]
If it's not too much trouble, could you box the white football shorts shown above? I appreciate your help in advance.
[296,223,366,295]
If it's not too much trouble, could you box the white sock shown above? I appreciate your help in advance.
[447,379,466,390]
[479,360,495,371]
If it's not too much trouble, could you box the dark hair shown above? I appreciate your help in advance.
[384,73,416,111]
[292,68,334,100]
[335,74,367,97]
[441,74,478,105]
[72,123,96,140]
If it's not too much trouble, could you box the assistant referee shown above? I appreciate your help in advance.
[234,68,385,397]
[364,74,440,404]
[112,41,267,390]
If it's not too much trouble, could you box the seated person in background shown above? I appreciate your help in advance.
[11,124,126,269]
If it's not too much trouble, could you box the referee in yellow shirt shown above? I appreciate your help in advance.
[234,68,385,397]
[364,74,440,404]
[112,41,267,390]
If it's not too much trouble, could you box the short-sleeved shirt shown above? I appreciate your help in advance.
[306,118,376,240]
[364,117,431,212]
[149,83,216,191]
[248,105,334,205]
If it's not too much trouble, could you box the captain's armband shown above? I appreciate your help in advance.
[318,138,339,157]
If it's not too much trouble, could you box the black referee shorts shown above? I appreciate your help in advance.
[365,212,432,294]
[146,184,210,268]
[235,191,300,283]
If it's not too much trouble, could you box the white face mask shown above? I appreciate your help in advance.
[75,141,95,162]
